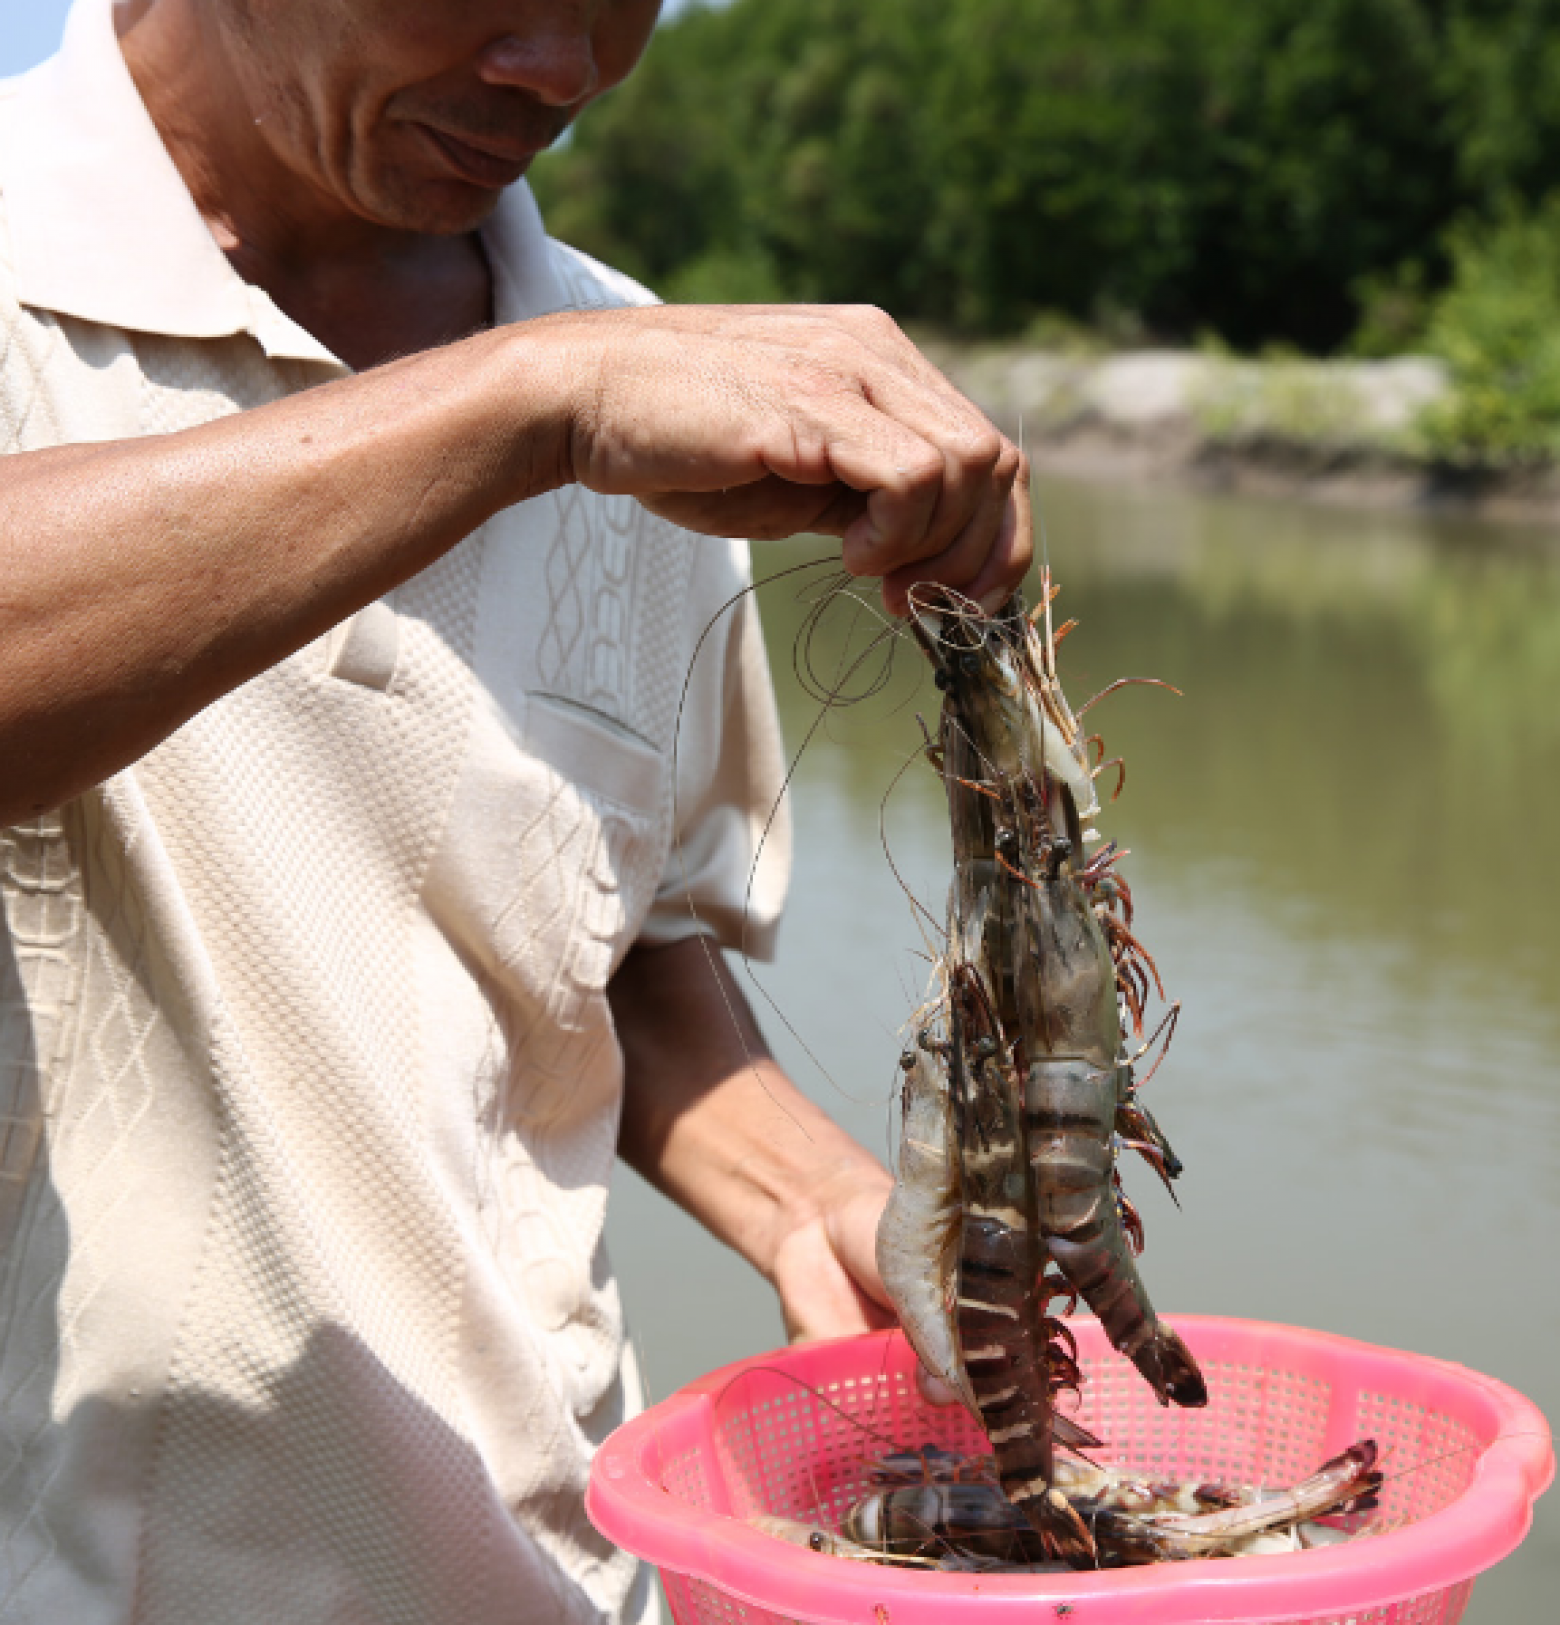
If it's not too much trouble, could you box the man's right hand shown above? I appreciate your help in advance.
[529,303,1031,616]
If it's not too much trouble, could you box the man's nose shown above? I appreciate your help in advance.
[477,29,600,106]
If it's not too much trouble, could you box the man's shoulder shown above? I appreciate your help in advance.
[545,238,661,314]
[0,70,33,280]
[0,66,35,168]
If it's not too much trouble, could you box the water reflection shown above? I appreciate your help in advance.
[606,477,1558,1623]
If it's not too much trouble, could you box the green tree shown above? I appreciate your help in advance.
[1420,199,1560,463]
[531,0,1556,351]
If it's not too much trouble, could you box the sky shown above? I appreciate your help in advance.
[0,0,71,77]
[0,0,710,80]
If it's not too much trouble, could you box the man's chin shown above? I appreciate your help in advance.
[358,171,516,237]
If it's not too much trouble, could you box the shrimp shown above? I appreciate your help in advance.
[943,706,1094,1563]
[841,1442,1383,1568]
[874,1039,978,1416]
[745,1514,936,1567]
[1075,1441,1384,1565]
[878,578,1204,1568]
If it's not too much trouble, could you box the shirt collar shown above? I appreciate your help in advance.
[0,0,569,364]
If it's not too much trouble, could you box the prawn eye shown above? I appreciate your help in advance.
[899,1049,917,1072]
[808,1531,827,1552]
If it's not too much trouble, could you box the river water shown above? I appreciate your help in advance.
[605,475,1560,1622]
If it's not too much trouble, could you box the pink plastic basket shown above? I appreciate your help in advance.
[588,1317,1552,1625]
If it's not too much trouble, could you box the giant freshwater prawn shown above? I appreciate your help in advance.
[870,575,1207,1567]
[678,554,1209,1548]
[670,559,1539,1575]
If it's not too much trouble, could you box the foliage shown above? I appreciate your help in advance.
[1418,200,1560,465]
[1438,0,1560,204]
[1348,263,1433,360]
[530,0,1560,350]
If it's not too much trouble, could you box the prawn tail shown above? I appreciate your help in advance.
[1312,1440,1384,1514]
[1049,1222,1209,1408]
[1133,1323,1209,1409]
[1015,1484,1098,1569]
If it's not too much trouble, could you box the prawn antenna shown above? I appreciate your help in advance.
[735,596,911,1106]
[1024,410,1057,596]
[715,1365,908,1453]
[672,552,841,1140]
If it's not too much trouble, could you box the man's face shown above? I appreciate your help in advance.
[209,0,662,234]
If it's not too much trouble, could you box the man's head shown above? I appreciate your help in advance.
[144,0,662,237]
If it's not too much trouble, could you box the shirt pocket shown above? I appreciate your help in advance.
[523,693,660,812]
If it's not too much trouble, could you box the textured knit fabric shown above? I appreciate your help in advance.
[0,3,791,1622]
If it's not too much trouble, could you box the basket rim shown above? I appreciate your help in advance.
[587,1316,1554,1625]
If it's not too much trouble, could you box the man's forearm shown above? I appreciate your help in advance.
[0,323,572,824]
[2,300,1032,825]
[611,936,891,1293]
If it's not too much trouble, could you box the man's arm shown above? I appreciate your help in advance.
[0,304,1029,826]
[611,935,893,1342]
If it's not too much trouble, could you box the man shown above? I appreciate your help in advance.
[0,1,1029,1620]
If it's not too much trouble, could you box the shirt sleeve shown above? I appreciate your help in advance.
[637,538,792,962]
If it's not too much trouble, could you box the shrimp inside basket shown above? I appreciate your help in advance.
[587,1319,1552,1625]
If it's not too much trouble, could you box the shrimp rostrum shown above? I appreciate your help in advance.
[876,575,1206,1569]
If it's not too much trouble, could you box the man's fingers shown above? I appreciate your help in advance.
[873,437,1027,616]
[824,345,1014,574]
[780,317,1009,561]
[558,305,1028,598]
[772,1199,896,1344]
[858,410,1007,575]
[871,434,1018,606]
[758,383,952,563]
[773,378,1011,577]
[964,451,1034,610]
[627,318,1014,572]
[643,476,867,541]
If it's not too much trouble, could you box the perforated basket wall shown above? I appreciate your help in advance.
[589,1319,1552,1625]
[657,1574,1476,1625]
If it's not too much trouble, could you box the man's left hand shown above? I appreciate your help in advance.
[770,1175,895,1343]
[612,938,900,1346]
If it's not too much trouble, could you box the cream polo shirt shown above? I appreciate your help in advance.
[0,3,791,1623]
